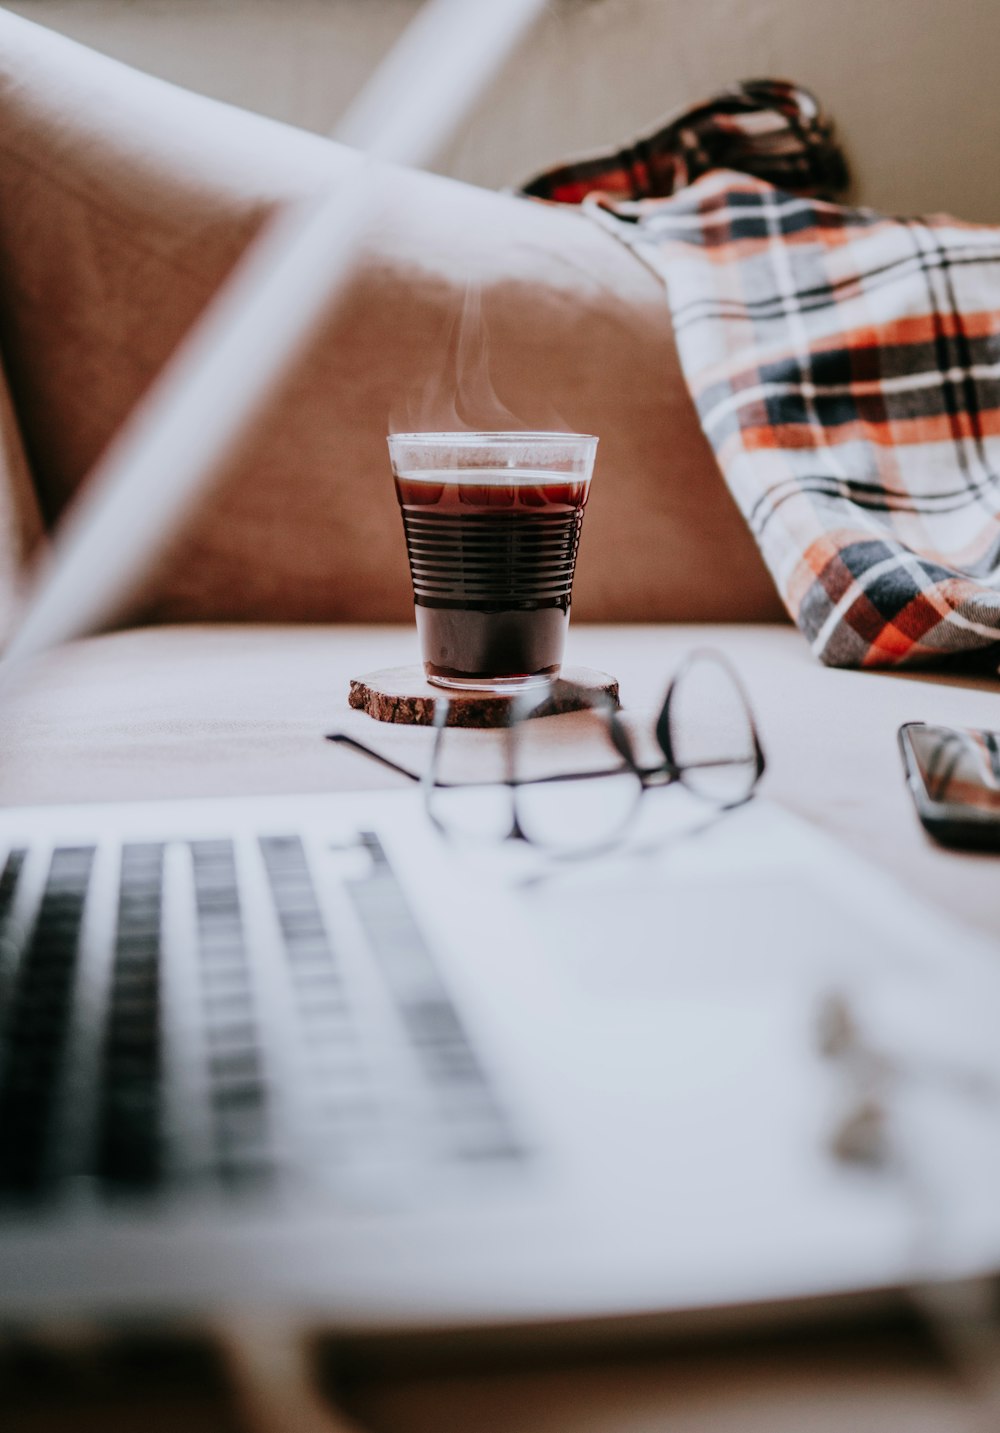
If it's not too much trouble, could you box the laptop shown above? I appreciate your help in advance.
[3,777,1000,1332]
[2,0,1000,1342]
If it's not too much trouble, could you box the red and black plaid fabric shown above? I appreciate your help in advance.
[523,81,1000,669]
[521,78,847,205]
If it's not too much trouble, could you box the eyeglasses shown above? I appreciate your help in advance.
[423,649,766,856]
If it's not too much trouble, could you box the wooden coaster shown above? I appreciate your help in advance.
[349,665,619,728]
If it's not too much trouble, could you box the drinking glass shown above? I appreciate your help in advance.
[389,431,598,693]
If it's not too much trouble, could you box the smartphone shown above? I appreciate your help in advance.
[898,722,1000,850]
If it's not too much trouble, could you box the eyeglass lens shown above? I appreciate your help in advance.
[511,698,643,852]
[664,652,761,807]
[424,717,515,841]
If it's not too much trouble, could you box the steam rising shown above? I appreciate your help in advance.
[390,280,571,435]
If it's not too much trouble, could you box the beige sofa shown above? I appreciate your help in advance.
[0,14,997,933]
[0,8,791,629]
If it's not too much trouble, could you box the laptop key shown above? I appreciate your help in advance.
[97,843,165,1191]
[190,839,277,1187]
[0,846,96,1198]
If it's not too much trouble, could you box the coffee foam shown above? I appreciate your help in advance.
[395,467,586,485]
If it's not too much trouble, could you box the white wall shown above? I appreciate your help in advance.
[8,0,1000,221]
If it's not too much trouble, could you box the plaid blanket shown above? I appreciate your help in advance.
[523,81,1000,669]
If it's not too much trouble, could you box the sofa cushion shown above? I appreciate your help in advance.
[0,9,786,627]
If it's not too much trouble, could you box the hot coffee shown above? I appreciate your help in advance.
[395,468,589,686]
[389,434,598,692]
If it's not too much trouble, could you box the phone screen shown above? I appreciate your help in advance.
[905,724,1000,812]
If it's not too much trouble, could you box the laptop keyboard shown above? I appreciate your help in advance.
[0,830,522,1206]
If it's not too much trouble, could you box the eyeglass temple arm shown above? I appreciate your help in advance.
[325,732,420,783]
